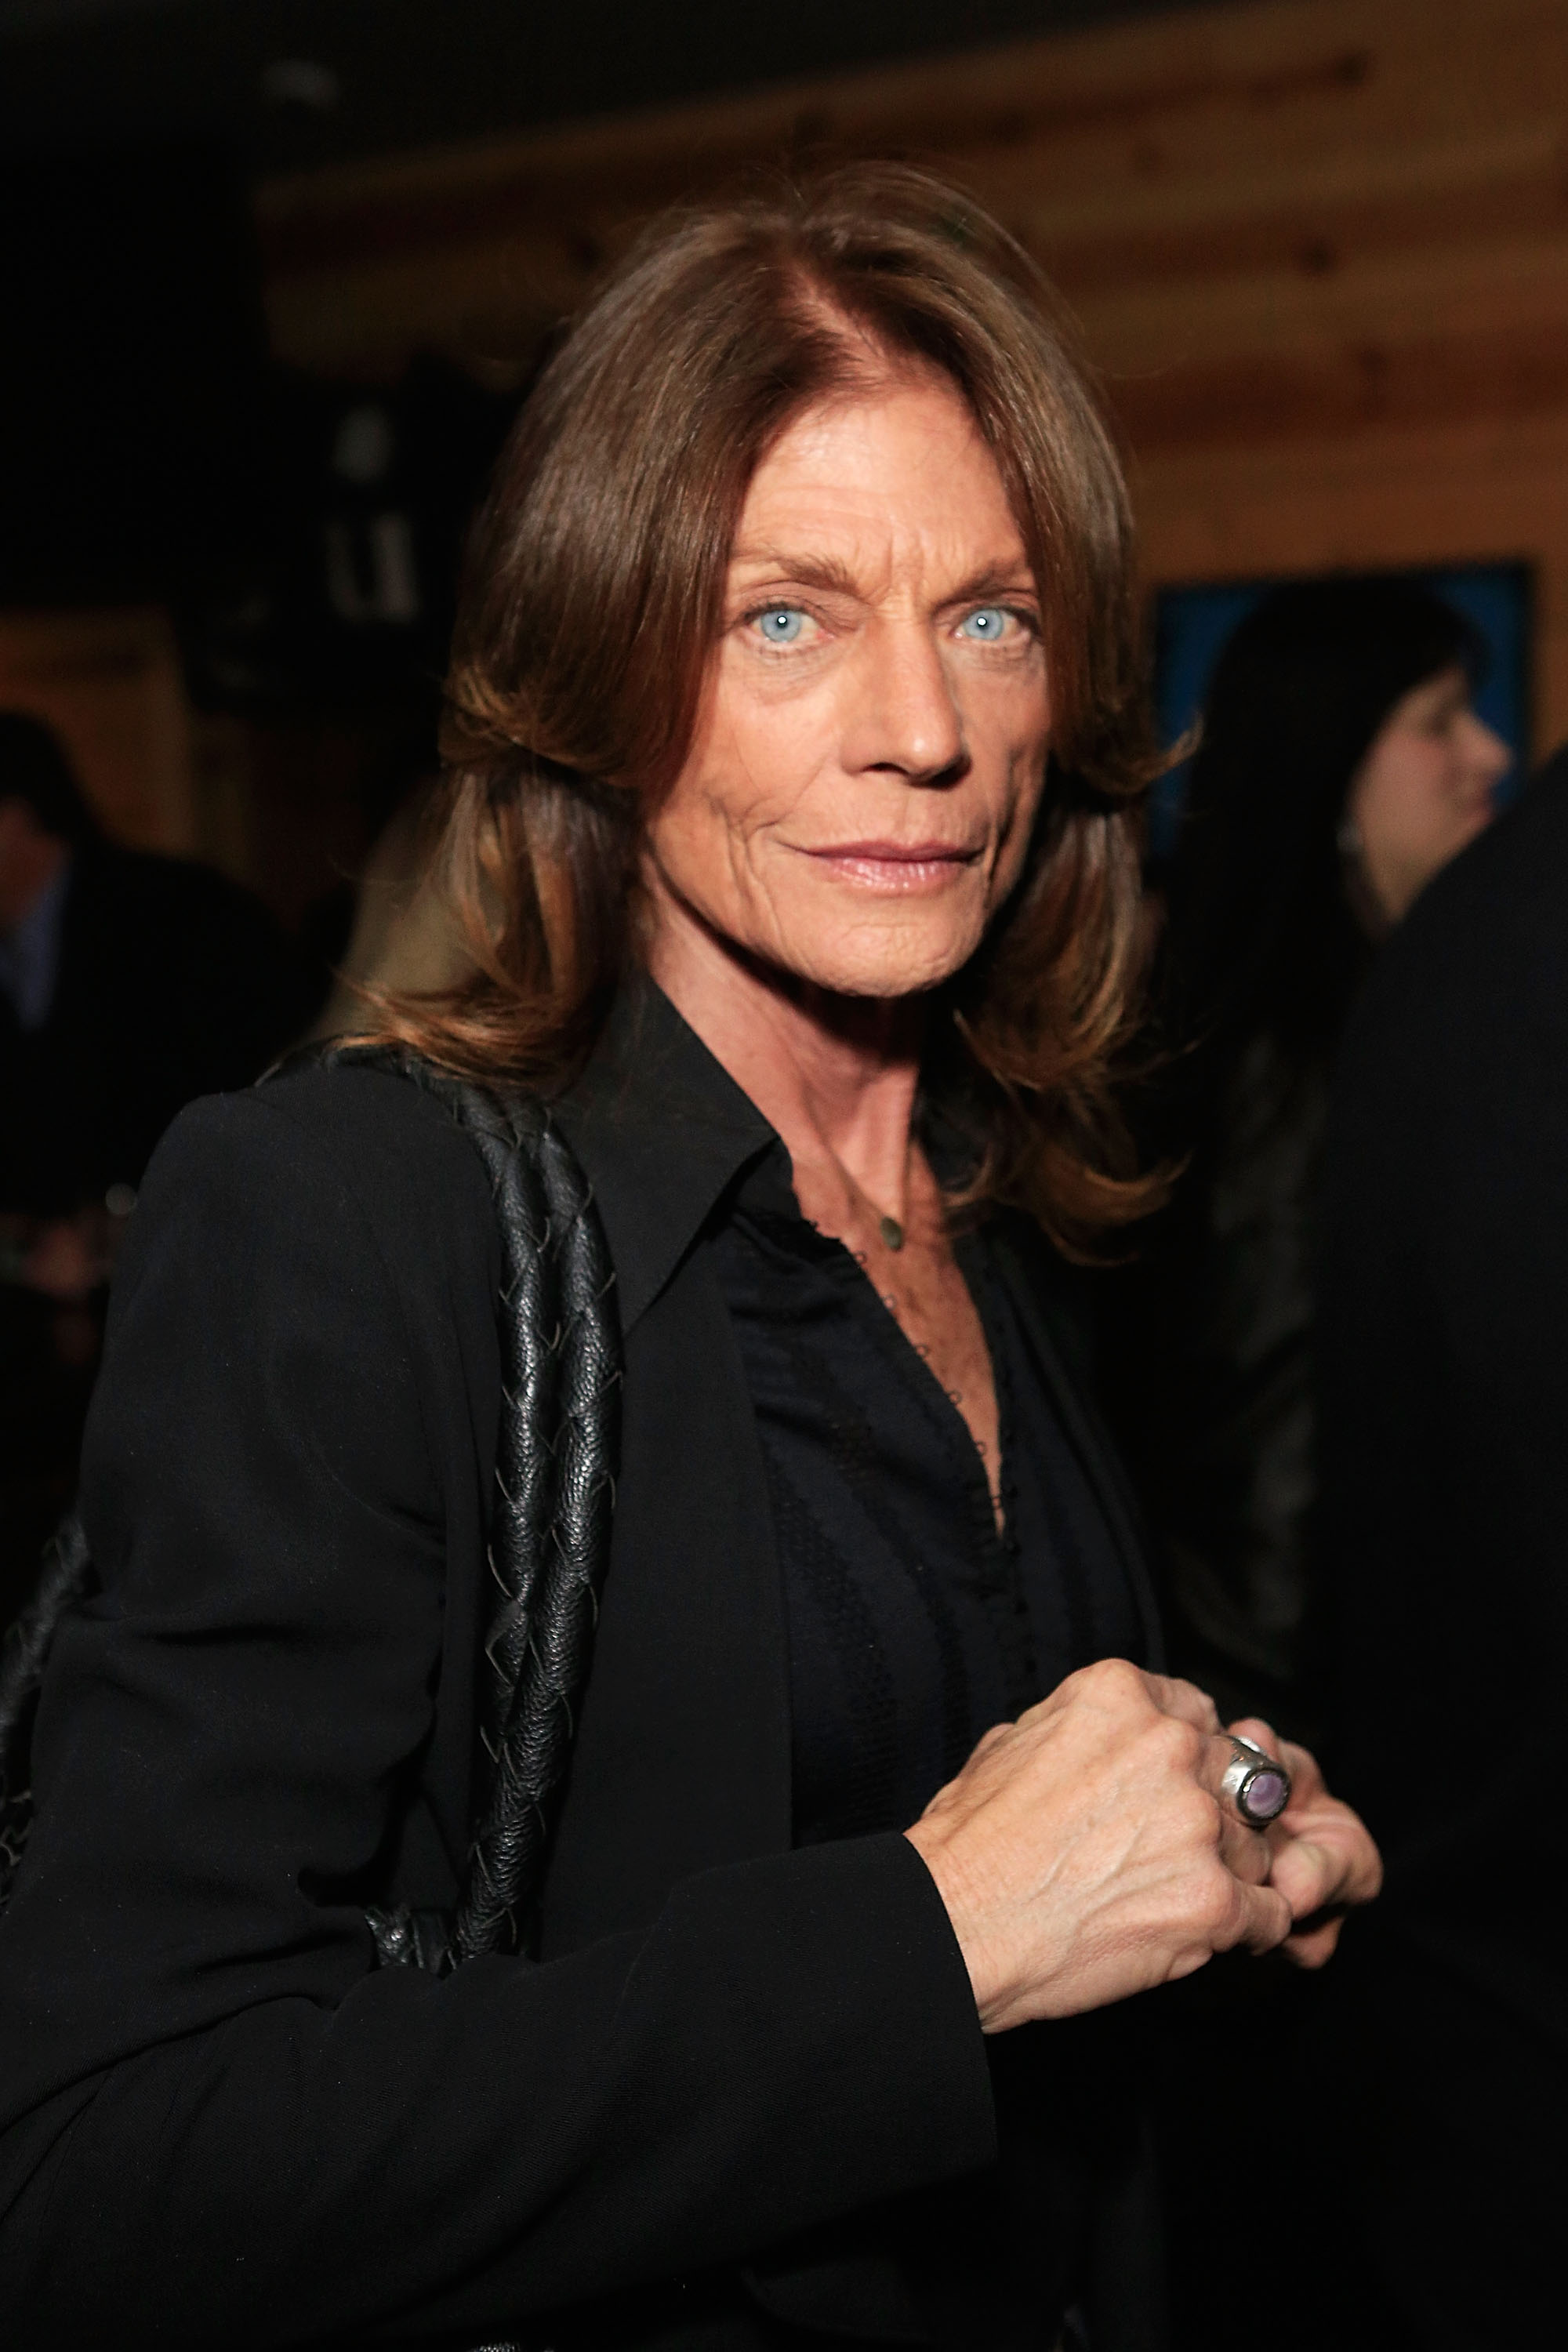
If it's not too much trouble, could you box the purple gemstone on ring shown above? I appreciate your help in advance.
[1243,1769,1289,1822]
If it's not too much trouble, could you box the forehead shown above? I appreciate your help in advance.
[732,371,1022,557]
[1394,663,1471,713]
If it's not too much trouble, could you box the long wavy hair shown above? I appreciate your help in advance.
[361,164,1165,1250]
[1155,575,1484,1163]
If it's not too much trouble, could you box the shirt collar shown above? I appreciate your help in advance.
[551,971,780,1337]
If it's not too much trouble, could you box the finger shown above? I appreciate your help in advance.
[1269,1820,1380,1918]
[1273,1737,1328,1805]
[1218,1875,1293,1957]
[1218,1814,1274,1885]
[1268,1836,1341,1921]
[969,1719,1014,1762]
[1270,1803,1383,1908]
[1283,1914,1347,1969]
[1227,1714,1283,1759]
[1145,1673,1223,1734]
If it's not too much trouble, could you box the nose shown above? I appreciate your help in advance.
[1462,711,1512,792]
[840,618,967,786]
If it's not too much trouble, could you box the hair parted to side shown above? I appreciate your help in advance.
[365,162,1165,1249]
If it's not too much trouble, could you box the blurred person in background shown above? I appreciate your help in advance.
[0,710,304,1621]
[1097,579,1508,2352]
[1105,579,1510,1743]
[0,710,304,1242]
[1317,739,1568,2350]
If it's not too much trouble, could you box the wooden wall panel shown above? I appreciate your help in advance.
[256,0,1568,390]
[253,0,1568,756]
[1134,410,1568,750]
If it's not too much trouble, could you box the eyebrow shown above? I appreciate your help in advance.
[728,550,1038,606]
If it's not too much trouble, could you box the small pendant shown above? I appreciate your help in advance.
[878,1214,905,1252]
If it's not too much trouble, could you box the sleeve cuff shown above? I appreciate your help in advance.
[636,1828,997,2224]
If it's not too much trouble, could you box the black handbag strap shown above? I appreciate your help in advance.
[0,1047,622,1976]
[336,1044,622,1969]
[0,1515,89,1907]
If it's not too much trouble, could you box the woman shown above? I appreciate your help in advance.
[0,170,1377,2350]
[1106,580,1511,1739]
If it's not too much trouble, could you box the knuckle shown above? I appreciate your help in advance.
[1147,1714,1205,1776]
[1167,1675,1221,1730]
[1077,1656,1141,1707]
[1186,1784,1225,1840]
[1195,1867,1241,1940]
[1167,1785,1224,1859]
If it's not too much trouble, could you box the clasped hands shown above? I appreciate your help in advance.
[904,1658,1382,2034]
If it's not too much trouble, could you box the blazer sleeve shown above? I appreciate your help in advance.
[0,1084,993,2347]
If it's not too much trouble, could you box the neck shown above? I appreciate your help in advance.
[645,902,925,1218]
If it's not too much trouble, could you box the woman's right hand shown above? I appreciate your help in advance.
[904,1659,1293,2031]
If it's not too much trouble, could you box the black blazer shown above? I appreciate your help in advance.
[1315,757,1568,2340]
[1320,759,1568,2030]
[0,983,1160,2350]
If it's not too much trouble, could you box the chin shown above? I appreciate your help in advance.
[775,910,985,1000]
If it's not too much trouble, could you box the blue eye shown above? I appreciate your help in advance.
[756,607,806,645]
[958,606,1011,641]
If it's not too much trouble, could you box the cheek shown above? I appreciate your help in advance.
[645,788,747,930]
[989,748,1051,893]
[1357,747,1439,841]
[646,710,818,924]
[1416,750,1475,831]
[1443,742,1490,808]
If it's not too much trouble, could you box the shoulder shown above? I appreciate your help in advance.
[1351,760,1568,1048]
[148,1057,490,1200]
[1328,761,1568,1221]
[122,1062,500,1340]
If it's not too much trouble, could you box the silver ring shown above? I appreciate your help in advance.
[1221,1734,1291,1828]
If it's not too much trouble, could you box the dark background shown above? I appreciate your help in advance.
[0,1,1219,177]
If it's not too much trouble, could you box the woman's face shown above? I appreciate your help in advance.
[1347,666,1510,925]
[642,370,1052,1000]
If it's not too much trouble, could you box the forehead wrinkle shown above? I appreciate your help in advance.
[728,380,1029,608]
[728,543,1035,611]
[728,550,865,597]
[938,557,1038,604]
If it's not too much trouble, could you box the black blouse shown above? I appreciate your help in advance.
[710,1142,1154,2346]
[713,1147,1141,1849]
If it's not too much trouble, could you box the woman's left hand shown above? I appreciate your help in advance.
[1228,1718,1383,1968]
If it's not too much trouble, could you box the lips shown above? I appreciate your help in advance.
[797,839,982,891]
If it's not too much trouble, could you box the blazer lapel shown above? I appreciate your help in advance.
[540,982,793,1951]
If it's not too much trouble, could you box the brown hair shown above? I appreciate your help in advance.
[365,162,1163,1248]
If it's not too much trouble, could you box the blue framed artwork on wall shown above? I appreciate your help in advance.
[1148,561,1534,864]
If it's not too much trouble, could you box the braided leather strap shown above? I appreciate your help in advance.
[0,1515,93,1912]
[325,1047,622,1971]
[454,1107,620,1962]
